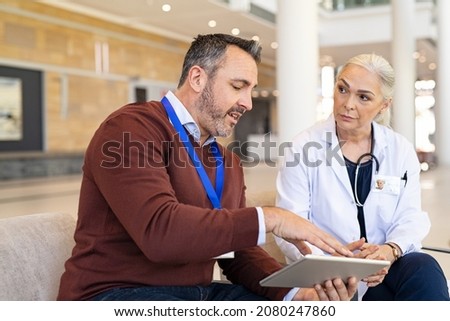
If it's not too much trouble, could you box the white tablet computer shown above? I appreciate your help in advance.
[260,254,390,288]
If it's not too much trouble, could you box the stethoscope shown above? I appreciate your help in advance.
[354,152,380,207]
[350,124,380,207]
[339,123,381,207]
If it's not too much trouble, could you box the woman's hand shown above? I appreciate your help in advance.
[355,242,390,287]
[334,238,390,287]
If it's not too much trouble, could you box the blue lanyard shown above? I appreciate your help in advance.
[161,96,224,209]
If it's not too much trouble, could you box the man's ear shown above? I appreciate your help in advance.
[188,66,206,93]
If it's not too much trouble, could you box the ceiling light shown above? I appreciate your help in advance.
[231,28,240,36]
[208,20,217,28]
[162,4,171,12]
[252,35,260,42]
[270,42,278,49]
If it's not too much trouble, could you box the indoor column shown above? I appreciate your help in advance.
[391,0,416,145]
[435,0,450,166]
[276,0,318,148]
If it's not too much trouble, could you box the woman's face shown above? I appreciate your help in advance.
[333,64,389,134]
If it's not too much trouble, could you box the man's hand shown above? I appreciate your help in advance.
[293,277,358,301]
[262,207,353,257]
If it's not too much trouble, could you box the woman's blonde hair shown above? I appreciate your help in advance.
[336,53,395,127]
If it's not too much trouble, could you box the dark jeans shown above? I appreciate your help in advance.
[90,282,269,301]
[363,252,450,301]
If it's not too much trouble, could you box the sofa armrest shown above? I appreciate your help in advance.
[0,212,76,300]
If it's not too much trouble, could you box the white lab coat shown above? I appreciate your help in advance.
[275,115,431,298]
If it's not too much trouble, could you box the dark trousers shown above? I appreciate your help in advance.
[90,282,268,301]
[363,252,450,301]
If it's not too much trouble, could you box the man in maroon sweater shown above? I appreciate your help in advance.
[58,34,357,301]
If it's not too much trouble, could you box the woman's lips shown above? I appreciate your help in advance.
[339,114,354,121]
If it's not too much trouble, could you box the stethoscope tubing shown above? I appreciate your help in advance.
[354,152,380,207]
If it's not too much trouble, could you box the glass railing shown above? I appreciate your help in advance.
[319,0,389,11]
[319,0,434,11]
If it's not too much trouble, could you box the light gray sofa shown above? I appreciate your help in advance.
[0,212,76,300]
[1,202,447,300]
[0,191,285,301]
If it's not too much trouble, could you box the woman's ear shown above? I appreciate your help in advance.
[188,66,206,93]
[380,97,392,114]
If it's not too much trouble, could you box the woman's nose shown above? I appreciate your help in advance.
[344,97,356,110]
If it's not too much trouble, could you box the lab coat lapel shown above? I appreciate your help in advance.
[321,116,355,199]
[371,122,388,169]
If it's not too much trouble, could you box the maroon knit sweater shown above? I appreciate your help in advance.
[57,101,290,300]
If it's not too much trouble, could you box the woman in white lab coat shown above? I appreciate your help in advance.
[275,53,449,300]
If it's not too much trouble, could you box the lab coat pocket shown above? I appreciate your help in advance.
[374,193,400,223]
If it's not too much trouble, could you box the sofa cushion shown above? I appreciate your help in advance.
[0,212,76,300]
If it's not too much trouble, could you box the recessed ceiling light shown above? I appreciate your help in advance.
[231,28,240,35]
[162,4,171,12]
[252,35,260,41]
[270,42,278,49]
[208,20,217,28]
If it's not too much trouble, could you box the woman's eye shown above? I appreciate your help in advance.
[338,86,346,93]
[360,95,369,101]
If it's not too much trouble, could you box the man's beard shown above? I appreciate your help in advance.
[196,82,233,138]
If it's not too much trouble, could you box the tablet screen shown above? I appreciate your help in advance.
[260,254,390,288]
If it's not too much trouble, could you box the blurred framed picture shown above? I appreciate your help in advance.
[0,66,42,152]
[0,76,23,141]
